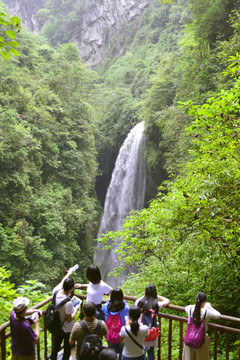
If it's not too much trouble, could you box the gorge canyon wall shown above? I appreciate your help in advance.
[3,0,154,65]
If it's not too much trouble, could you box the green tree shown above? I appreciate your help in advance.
[0,2,21,60]
[0,31,98,286]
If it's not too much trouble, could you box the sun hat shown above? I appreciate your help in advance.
[13,297,30,313]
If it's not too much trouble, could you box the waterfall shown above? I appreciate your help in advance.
[95,121,146,286]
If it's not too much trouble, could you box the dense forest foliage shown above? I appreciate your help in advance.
[0,0,240,336]
[0,1,100,286]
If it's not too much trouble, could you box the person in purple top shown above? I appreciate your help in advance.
[10,297,41,360]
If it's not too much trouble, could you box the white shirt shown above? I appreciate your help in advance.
[185,303,221,331]
[86,280,112,305]
[52,285,75,333]
[135,296,164,310]
[120,324,148,357]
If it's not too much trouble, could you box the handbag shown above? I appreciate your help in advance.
[140,309,161,341]
[145,326,161,341]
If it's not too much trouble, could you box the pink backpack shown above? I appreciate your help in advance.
[106,312,123,344]
[184,309,206,349]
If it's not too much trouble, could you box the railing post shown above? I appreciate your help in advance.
[226,332,230,360]
[238,334,240,360]
[158,317,161,360]
[44,326,48,360]
[168,319,172,360]
[0,328,6,360]
[214,328,218,360]
[179,321,183,360]
[37,335,40,360]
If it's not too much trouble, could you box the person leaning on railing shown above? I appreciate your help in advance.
[135,284,169,360]
[182,291,221,360]
[75,265,112,321]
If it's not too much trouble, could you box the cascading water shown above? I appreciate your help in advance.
[94,121,146,286]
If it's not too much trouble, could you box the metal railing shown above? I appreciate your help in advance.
[1,291,240,360]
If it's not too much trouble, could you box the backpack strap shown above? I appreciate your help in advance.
[125,327,144,350]
[52,290,59,305]
[189,308,207,325]
[80,321,91,335]
[94,320,102,335]
[80,320,102,336]
[53,290,71,327]
[55,297,71,312]
[52,290,71,309]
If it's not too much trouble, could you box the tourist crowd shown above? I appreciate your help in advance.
[10,265,220,360]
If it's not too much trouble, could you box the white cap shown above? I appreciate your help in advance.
[13,297,30,313]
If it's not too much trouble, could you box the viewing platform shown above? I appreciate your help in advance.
[1,287,240,360]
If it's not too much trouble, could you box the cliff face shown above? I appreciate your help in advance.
[71,0,154,65]
[3,0,154,65]
[3,0,44,31]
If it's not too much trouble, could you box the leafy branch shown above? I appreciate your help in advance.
[0,11,21,60]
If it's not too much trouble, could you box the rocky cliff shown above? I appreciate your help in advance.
[3,0,44,32]
[3,0,154,65]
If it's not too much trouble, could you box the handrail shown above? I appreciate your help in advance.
[0,297,52,333]
[1,289,240,360]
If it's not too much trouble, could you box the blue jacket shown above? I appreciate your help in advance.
[102,301,129,325]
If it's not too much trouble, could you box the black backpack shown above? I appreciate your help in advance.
[79,320,103,360]
[44,290,71,334]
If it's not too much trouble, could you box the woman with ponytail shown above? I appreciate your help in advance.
[120,306,148,360]
[135,284,169,360]
[183,291,221,360]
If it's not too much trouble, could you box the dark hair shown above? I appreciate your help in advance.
[86,265,101,284]
[137,284,159,313]
[108,288,124,313]
[63,278,75,292]
[99,348,117,360]
[83,302,96,317]
[193,292,207,326]
[129,306,140,336]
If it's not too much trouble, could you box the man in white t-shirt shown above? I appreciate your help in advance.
[51,269,80,360]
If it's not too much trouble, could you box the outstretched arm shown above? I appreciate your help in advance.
[56,268,74,290]
[158,295,169,308]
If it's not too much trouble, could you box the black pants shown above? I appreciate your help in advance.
[51,330,71,360]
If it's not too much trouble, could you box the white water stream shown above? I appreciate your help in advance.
[94,121,146,286]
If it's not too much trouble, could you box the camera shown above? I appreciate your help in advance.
[30,312,39,321]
